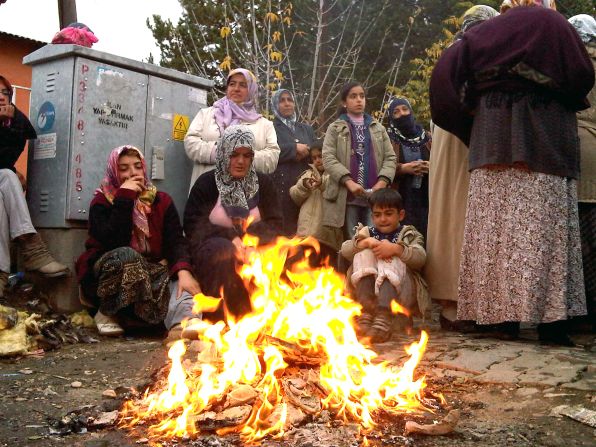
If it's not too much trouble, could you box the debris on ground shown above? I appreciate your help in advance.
[0,304,98,357]
[404,409,460,436]
[557,405,596,428]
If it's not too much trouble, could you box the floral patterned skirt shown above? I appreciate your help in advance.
[94,247,170,324]
[457,167,586,324]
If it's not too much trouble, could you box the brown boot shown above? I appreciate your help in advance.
[18,233,69,277]
[0,271,8,298]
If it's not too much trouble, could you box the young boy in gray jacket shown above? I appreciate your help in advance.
[340,188,430,342]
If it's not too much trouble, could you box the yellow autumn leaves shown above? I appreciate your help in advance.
[218,5,295,82]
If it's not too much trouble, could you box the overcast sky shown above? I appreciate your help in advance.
[0,0,183,62]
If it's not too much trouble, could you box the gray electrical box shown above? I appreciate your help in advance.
[24,44,213,228]
[21,44,213,312]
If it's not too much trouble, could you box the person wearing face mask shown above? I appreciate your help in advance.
[387,97,431,240]
[0,75,69,297]
[184,68,280,190]
[76,146,201,337]
[270,89,316,237]
[183,126,282,325]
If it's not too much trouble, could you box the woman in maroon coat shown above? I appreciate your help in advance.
[76,146,200,336]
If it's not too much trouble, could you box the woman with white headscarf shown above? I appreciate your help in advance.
[425,5,498,332]
[184,68,280,189]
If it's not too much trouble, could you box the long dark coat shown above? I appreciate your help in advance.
[271,118,316,237]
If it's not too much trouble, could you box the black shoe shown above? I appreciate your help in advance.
[476,322,520,340]
[538,321,575,347]
[439,315,477,333]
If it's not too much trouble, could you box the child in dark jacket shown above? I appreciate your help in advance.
[76,146,201,337]
[340,189,430,342]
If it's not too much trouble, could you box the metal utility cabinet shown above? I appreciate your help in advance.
[23,44,213,311]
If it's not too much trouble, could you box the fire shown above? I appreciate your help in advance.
[120,236,430,442]
[391,299,411,317]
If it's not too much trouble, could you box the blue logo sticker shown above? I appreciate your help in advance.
[37,101,55,132]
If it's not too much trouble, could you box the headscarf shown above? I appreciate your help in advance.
[461,5,499,34]
[569,14,596,44]
[387,97,426,143]
[501,0,556,12]
[271,89,297,131]
[212,69,261,132]
[214,125,259,222]
[0,75,13,127]
[51,22,98,47]
[96,146,157,252]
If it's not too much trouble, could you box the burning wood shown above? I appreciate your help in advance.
[120,236,434,443]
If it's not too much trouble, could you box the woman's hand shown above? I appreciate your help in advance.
[372,240,402,259]
[296,143,310,160]
[177,269,202,298]
[345,179,366,197]
[400,161,424,176]
[120,174,145,193]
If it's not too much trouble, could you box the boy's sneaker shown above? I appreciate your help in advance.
[355,312,374,336]
[370,309,393,343]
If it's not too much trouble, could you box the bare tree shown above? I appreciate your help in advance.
[155,0,419,130]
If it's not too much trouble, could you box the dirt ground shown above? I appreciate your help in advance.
[0,328,594,447]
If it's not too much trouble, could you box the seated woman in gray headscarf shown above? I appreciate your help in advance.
[183,125,282,323]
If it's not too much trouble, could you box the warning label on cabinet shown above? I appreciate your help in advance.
[172,114,189,141]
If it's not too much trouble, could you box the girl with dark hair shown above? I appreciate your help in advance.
[387,97,431,239]
[321,81,397,250]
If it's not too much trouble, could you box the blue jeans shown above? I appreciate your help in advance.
[344,205,372,239]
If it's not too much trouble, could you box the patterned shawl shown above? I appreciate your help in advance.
[569,14,596,44]
[212,69,261,132]
[215,125,259,219]
[271,89,297,131]
[96,146,157,252]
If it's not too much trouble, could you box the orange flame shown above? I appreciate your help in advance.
[120,236,429,442]
[391,299,411,317]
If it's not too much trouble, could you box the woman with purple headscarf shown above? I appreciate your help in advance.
[184,69,280,189]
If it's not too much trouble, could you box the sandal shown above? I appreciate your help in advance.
[94,311,124,336]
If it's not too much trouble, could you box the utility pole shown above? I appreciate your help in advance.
[58,0,77,28]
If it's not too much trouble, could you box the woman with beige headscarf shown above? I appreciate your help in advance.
[425,5,498,332]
